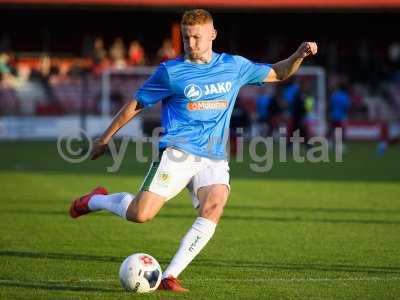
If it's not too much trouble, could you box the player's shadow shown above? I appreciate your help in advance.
[1,208,399,225]
[0,279,118,293]
[0,250,123,263]
[167,203,400,215]
[1,250,400,275]
[157,213,400,225]
[192,259,400,275]
[0,209,76,216]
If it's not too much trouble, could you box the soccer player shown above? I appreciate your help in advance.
[328,83,350,150]
[69,9,317,292]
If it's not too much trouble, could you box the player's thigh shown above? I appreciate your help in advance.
[194,160,230,222]
[189,159,230,209]
[138,147,201,204]
[197,184,230,208]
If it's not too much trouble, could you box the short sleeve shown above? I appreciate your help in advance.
[134,64,172,108]
[233,55,272,86]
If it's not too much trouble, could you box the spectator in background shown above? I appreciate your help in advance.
[92,37,107,64]
[91,37,109,75]
[328,82,350,148]
[230,100,250,155]
[109,37,127,69]
[157,38,177,63]
[255,85,283,137]
[377,125,400,155]
[389,72,400,113]
[0,53,10,73]
[256,88,271,125]
[377,73,400,155]
[128,40,145,66]
[29,54,59,104]
[14,62,31,88]
[265,87,286,138]
[0,52,15,87]
[348,83,367,118]
[289,80,315,146]
[282,78,300,109]
[282,78,300,118]
[282,78,300,141]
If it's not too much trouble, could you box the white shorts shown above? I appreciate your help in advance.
[139,147,230,208]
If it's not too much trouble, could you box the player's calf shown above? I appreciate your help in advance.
[161,184,229,280]
[198,184,229,223]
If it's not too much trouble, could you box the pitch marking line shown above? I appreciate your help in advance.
[1,277,400,284]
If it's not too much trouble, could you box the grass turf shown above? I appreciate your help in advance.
[0,141,399,299]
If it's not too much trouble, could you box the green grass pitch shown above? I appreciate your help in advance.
[0,141,399,299]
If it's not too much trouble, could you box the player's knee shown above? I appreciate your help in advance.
[131,210,154,223]
[201,202,225,220]
[125,192,164,223]
[126,205,155,223]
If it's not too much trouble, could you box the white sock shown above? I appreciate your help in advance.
[162,217,216,279]
[88,192,134,220]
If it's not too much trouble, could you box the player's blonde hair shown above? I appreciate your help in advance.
[181,9,213,26]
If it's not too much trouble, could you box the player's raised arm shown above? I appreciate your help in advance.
[90,100,143,160]
[264,42,318,83]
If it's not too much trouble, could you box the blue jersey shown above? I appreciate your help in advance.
[135,52,271,159]
[256,95,272,121]
[330,90,350,122]
[283,83,300,105]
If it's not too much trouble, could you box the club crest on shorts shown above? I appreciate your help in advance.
[157,171,171,186]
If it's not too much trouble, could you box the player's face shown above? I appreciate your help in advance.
[182,23,216,60]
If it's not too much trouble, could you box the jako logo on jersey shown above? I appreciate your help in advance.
[204,81,232,96]
[184,84,202,101]
[184,81,232,100]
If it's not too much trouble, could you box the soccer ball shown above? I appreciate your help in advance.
[119,253,162,293]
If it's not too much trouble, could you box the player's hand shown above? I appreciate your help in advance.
[296,42,318,58]
[90,139,108,160]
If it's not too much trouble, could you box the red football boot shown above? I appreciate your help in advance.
[158,276,189,292]
[69,186,108,219]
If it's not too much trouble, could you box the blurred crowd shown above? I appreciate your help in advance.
[87,37,178,75]
[0,37,177,115]
[0,36,177,85]
[0,37,400,129]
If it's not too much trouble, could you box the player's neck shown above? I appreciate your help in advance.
[185,51,213,64]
